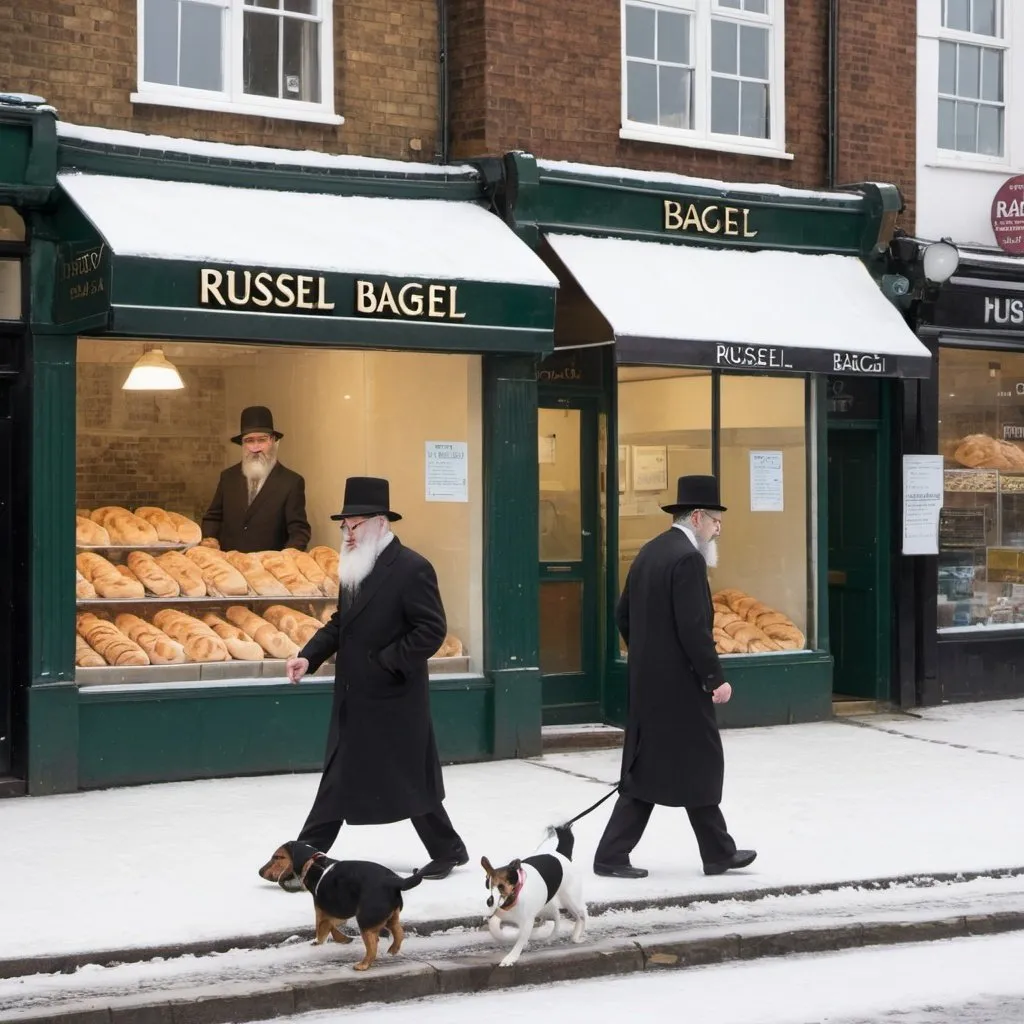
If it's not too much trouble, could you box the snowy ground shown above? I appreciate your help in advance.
[3,700,1024,965]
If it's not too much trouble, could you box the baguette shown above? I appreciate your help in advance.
[200,613,265,661]
[434,634,463,658]
[713,627,744,655]
[76,515,111,547]
[133,506,180,544]
[258,550,322,597]
[154,551,207,598]
[76,612,150,667]
[126,551,181,598]
[152,609,231,662]
[284,548,333,594]
[76,569,97,600]
[263,604,322,646]
[164,511,202,545]
[225,605,299,659]
[185,546,249,596]
[90,506,160,546]
[75,633,105,668]
[114,613,187,664]
[224,551,290,597]
[309,545,340,582]
[77,551,146,600]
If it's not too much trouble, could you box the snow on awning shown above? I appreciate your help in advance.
[546,233,933,378]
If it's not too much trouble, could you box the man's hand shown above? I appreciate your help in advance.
[712,681,732,704]
[286,657,309,685]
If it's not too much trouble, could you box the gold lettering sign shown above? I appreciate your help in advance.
[199,269,335,310]
[663,200,758,239]
[354,280,467,320]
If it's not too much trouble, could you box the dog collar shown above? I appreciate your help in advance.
[299,852,334,896]
[498,868,526,911]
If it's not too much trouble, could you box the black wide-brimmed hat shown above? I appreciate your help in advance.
[231,406,283,445]
[330,476,403,522]
[661,474,727,515]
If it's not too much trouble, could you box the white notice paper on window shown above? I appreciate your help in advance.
[425,441,468,502]
[749,451,784,512]
[902,454,943,555]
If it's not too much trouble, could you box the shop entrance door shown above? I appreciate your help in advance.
[538,398,601,724]
[827,426,888,700]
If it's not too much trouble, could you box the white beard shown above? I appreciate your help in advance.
[241,451,276,503]
[699,537,719,568]
[339,527,390,596]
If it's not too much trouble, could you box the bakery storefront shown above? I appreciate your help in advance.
[25,119,557,794]
[493,155,933,727]
[914,249,1024,702]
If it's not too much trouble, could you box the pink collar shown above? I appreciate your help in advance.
[500,868,526,910]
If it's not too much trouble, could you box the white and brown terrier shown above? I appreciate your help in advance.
[481,825,587,967]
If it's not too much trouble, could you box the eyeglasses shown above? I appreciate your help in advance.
[338,517,376,533]
[700,510,723,526]
[242,434,273,446]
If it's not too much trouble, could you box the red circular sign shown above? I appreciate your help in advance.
[992,174,1024,255]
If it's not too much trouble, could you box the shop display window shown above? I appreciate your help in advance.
[937,348,1024,632]
[616,367,811,656]
[74,339,483,684]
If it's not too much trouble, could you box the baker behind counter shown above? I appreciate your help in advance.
[201,406,311,553]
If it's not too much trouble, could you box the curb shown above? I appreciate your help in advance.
[3,864,1022,982]
[6,908,1024,1024]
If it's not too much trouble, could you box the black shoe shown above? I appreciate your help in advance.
[419,849,469,881]
[593,862,649,879]
[703,849,757,876]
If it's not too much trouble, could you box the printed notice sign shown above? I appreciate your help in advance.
[425,441,468,502]
[902,454,943,555]
[749,451,784,512]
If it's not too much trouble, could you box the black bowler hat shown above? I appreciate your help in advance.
[661,475,727,515]
[330,477,403,522]
[231,406,283,445]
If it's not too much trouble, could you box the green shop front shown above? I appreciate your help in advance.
[25,117,559,794]
[491,155,934,727]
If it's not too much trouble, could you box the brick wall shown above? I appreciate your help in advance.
[0,0,440,162]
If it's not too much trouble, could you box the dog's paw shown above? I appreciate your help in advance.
[571,933,586,944]
[498,955,519,968]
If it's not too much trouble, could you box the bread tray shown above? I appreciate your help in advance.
[77,543,195,552]
[76,594,337,605]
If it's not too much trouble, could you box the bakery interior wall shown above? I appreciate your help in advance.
[617,370,808,636]
[75,339,484,668]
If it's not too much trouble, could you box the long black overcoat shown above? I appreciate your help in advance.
[616,527,727,808]
[298,537,448,826]
[201,462,310,552]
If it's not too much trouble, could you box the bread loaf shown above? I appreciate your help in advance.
[164,511,202,545]
[126,551,180,598]
[433,634,463,659]
[713,627,744,655]
[761,622,805,650]
[133,507,180,544]
[185,546,249,596]
[258,551,322,597]
[152,609,231,662]
[90,506,160,546]
[76,612,150,667]
[199,536,220,549]
[319,603,337,624]
[76,569,97,600]
[154,551,207,598]
[75,633,106,668]
[201,613,265,661]
[224,551,290,597]
[225,605,299,659]
[310,545,340,583]
[76,515,111,547]
[284,548,333,594]
[114,613,187,664]
[77,551,146,600]
[263,604,321,646]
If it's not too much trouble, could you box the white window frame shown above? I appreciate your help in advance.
[619,0,790,160]
[132,0,342,126]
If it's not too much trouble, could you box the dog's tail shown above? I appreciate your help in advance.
[546,824,576,861]
[398,869,424,891]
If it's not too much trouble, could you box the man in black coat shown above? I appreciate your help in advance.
[201,406,311,552]
[593,475,756,880]
[280,476,468,881]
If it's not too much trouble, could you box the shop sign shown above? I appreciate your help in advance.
[199,268,334,311]
[712,343,889,375]
[536,347,603,386]
[663,200,758,239]
[932,285,1024,333]
[354,280,466,320]
[991,175,1024,255]
[53,240,110,323]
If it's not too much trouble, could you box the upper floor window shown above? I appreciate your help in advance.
[937,0,1005,157]
[133,0,340,125]
[621,0,786,158]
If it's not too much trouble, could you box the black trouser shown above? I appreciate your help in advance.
[593,794,737,867]
[297,802,467,863]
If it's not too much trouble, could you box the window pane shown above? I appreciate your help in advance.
[625,4,655,59]
[657,10,689,65]
[0,208,26,243]
[539,408,582,562]
[981,47,1002,101]
[143,0,179,86]
[739,24,768,79]
[972,0,997,36]
[711,19,737,74]
[744,0,768,11]
[944,0,970,31]
[719,0,742,7]
[179,1,223,91]
[938,98,957,148]
[740,80,769,138]
[283,0,315,11]
[939,40,957,94]
[711,76,740,134]
[978,104,1003,155]
[244,10,280,97]
[0,260,21,320]
[957,44,980,98]
[626,59,658,124]
[955,100,978,150]
[539,582,582,674]
[659,65,693,128]
[283,16,319,101]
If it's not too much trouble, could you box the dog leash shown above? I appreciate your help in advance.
[558,746,640,830]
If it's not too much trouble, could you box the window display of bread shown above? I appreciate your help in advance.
[258,550,322,597]
[75,633,106,668]
[76,515,111,547]
[711,588,805,653]
[953,433,1024,471]
[152,609,231,662]
[225,605,299,659]
[125,551,181,598]
[200,612,265,661]
[224,551,291,597]
[434,634,463,658]
[199,536,221,549]
[944,469,998,492]
[76,612,150,667]
[165,511,202,545]
[77,551,146,600]
[76,570,97,600]
[114,613,187,665]
[154,550,208,597]
[284,548,334,596]
[262,604,322,646]
[309,545,340,583]
[185,546,249,596]
[131,506,180,543]
[89,506,161,546]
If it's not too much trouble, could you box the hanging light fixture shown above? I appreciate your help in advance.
[121,348,185,391]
